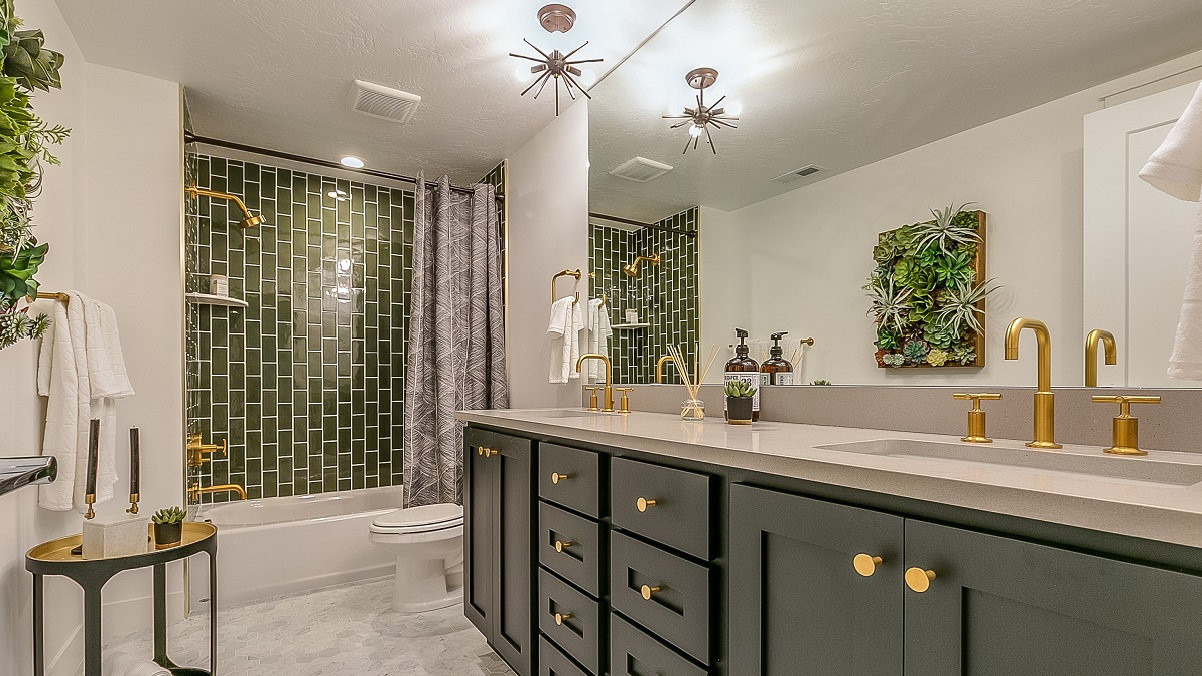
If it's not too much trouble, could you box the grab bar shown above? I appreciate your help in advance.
[0,456,57,497]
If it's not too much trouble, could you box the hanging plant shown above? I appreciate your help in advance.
[0,0,67,351]
[865,204,997,368]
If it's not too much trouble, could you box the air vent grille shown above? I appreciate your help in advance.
[773,164,825,184]
[348,80,422,124]
[610,157,673,183]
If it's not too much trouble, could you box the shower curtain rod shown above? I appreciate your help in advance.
[588,211,697,238]
[183,132,503,200]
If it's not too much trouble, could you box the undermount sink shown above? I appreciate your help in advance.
[817,439,1202,486]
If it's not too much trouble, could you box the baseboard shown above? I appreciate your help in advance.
[101,589,185,641]
[46,621,82,676]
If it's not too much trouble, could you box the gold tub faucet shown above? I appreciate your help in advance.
[1004,317,1062,449]
[576,353,614,412]
[1085,329,1117,387]
[189,482,247,502]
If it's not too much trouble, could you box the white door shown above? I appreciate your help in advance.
[1083,81,1201,388]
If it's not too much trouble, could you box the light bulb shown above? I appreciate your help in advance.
[579,68,596,87]
[514,64,534,83]
[339,156,364,169]
[724,100,743,116]
[689,124,704,138]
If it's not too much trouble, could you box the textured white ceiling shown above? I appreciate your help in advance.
[53,0,690,184]
[588,0,1202,222]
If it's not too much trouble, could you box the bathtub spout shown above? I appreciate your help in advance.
[189,482,247,502]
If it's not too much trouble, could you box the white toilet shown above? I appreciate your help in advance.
[369,503,464,613]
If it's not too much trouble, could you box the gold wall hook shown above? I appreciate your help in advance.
[1092,395,1161,456]
[1085,329,1117,387]
[952,393,1002,443]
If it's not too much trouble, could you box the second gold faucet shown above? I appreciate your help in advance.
[1004,317,1061,449]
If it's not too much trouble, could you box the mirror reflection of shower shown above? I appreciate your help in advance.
[185,186,269,229]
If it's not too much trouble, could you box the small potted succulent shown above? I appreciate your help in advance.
[724,380,757,425]
[151,506,186,550]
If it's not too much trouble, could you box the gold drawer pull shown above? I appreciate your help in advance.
[554,540,572,552]
[905,567,937,593]
[485,448,500,458]
[553,612,572,625]
[853,553,883,577]
[551,472,570,484]
[636,497,657,512]
[477,447,487,456]
[640,585,661,600]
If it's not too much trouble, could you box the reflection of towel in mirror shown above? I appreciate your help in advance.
[586,298,613,381]
[1140,81,1202,380]
[548,297,583,384]
[102,651,170,676]
[36,292,135,511]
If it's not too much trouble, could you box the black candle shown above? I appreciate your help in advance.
[129,427,140,496]
[85,418,100,498]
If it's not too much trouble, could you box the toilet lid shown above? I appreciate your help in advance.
[372,503,463,530]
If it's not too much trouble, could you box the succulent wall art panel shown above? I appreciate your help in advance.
[865,204,997,369]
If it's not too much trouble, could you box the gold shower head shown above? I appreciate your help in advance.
[623,253,661,276]
[186,186,269,229]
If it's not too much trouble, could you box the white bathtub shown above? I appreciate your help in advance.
[187,486,403,611]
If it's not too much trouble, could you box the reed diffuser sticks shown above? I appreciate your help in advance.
[668,343,720,421]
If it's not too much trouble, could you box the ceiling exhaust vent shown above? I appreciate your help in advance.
[772,164,825,184]
[610,157,673,183]
[348,80,422,124]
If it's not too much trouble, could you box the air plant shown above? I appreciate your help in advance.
[935,278,1000,336]
[865,276,912,333]
[912,202,980,255]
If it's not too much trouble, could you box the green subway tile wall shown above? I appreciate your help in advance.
[590,207,699,384]
[185,153,412,502]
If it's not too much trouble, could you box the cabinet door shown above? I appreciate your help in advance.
[905,519,1202,675]
[491,432,536,676]
[463,428,495,640]
[728,485,904,676]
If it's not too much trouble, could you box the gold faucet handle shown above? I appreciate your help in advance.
[615,387,634,414]
[952,393,1002,443]
[1092,396,1161,456]
[584,387,602,412]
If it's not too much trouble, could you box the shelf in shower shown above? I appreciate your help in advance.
[186,292,249,308]
[611,322,650,329]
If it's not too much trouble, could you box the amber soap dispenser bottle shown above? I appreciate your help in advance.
[724,328,761,421]
[761,332,794,386]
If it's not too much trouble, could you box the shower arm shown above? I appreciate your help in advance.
[185,186,259,224]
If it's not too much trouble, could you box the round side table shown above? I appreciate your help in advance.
[26,521,219,676]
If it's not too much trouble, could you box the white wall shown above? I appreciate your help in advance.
[506,100,590,407]
[703,51,1202,387]
[0,4,183,673]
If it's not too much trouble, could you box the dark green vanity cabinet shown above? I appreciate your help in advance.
[464,428,537,676]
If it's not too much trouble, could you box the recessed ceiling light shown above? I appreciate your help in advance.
[340,156,365,168]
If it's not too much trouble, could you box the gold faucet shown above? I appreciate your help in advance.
[1004,318,1061,449]
[656,355,675,383]
[576,353,614,412]
[187,434,227,468]
[1084,329,1117,387]
[188,482,247,502]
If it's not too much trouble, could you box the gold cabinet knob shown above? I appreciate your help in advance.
[477,447,488,456]
[551,472,570,484]
[1092,395,1162,456]
[905,567,937,593]
[553,612,572,625]
[636,497,657,512]
[952,393,1002,443]
[481,447,500,458]
[853,553,883,577]
[640,585,661,600]
[554,540,572,552]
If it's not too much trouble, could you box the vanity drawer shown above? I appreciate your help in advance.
[611,457,711,560]
[539,568,604,675]
[539,443,603,518]
[539,501,605,597]
[611,613,709,676]
[539,636,592,676]
[610,530,712,664]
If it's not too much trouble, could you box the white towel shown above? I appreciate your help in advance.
[102,651,170,676]
[547,297,583,384]
[37,291,134,511]
[585,298,613,381]
[1140,81,1202,380]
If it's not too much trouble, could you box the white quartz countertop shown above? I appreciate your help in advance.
[455,408,1202,550]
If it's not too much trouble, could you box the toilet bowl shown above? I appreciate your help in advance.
[369,503,464,613]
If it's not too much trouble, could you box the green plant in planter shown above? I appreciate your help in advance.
[724,380,757,399]
[810,379,833,386]
[152,506,186,525]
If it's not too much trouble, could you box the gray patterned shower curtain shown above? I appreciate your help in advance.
[404,174,508,507]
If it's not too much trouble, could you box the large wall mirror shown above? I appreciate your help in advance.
[585,0,1202,389]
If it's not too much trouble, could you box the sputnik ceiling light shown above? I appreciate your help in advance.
[509,4,602,116]
[663,68,740,154]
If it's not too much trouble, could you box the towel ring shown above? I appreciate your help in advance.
[551,268,582,304]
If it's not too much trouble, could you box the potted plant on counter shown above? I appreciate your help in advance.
[152,506,186,550]
[724,380,756,425]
